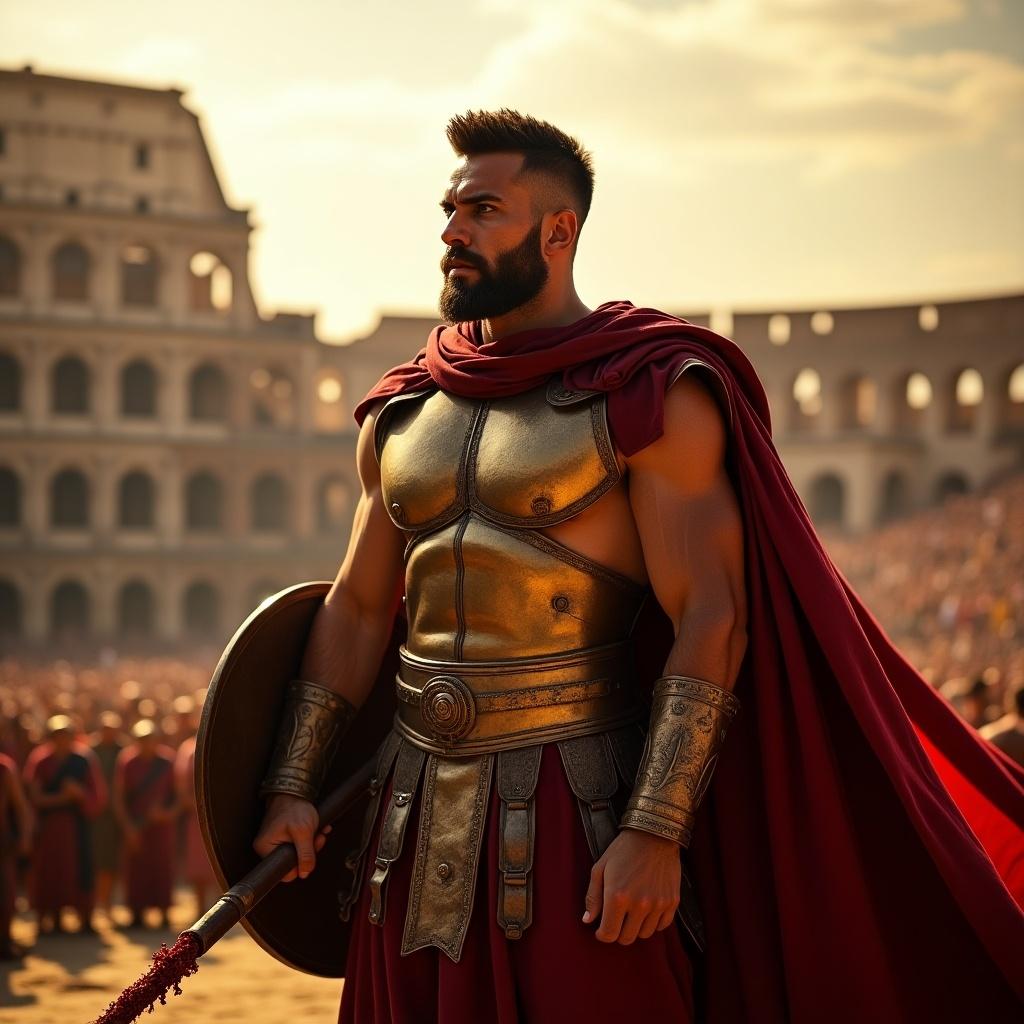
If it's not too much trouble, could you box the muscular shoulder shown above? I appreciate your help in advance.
[624,369,728,492]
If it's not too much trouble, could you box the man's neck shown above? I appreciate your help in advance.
[481,287,592,344]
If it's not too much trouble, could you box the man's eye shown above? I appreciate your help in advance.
[476,204,494,214]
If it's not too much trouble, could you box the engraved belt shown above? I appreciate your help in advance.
[394,641,644,755]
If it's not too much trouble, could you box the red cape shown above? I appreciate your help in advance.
[355,301,1024,1018]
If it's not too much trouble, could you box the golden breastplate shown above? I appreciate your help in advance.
[375,378,648,661]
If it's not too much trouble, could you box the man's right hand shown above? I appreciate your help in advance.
[252,794,331,882]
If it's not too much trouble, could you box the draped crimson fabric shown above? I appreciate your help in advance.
[351,301,1024,1020]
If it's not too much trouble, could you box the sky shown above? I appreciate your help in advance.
[2,0,1022,342]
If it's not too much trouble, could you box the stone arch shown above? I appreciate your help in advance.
[837,373,877,431]
[120,358,158,417]
[189,251,233,312]
[788,368,823,433]
[50,467,90,528]
[50,579,90,636]
[188,362,228,422]
[183,580,220,636]
[0,466,21,526]
[0,579,22,638]
[999,361,1024,432]
[877,469,910,524]
[118,470,155,529]
[317,474,351,534]
[121,242,160,307]
[0,351,22,412]
[933,471,969,505]
[808,472,845,526]
[945,367,984,433]
[313,369,347,432]
[893,370,932,433]
[250,472,289,531]
[0,235,21,296]
[118,579,155,636]
[52,240,91,302]
[185,471,223,531]
[249,365,296,429]
[51,354,91,414]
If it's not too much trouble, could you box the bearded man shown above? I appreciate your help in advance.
[254,111,1024,1023]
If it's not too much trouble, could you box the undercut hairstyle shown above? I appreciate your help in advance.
[446,109,595,225]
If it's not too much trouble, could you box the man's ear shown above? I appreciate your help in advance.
[544,208,580,256]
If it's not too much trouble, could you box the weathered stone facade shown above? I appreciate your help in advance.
[1,66,1021,651]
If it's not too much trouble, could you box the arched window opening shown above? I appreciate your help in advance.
[250,366,295,429]
[1002,363,1024,431]
[188,363,228,422]
[838,374,877,430]
[809,473,845,526]
[183,581,220,637]
[0,580,22,638]
[50,469,89,528]
[0,467,21,526]
[52,242,90,302]
[118,471,155,529]
[121,243,159,307]
[189,251,233,312]
[0,352,22,411]
[0,236,21,296]
[317,476,351,534]
[118,580,155,636]
[789,368,822,432]
[947,368,983,432]
[934,471,969,505]
[767,313,790,346]
[120,359,158,417]
[51,580,90,636]
[185,472,222,531]
[878,470,909,524]
[250,473,288,531]
[52,355,90,414]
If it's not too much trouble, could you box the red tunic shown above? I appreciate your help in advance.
[116,745,177,911]
[0,753,19,932]
[23,742,105,914]
[174,737,216,886]
[340,744,694,1024]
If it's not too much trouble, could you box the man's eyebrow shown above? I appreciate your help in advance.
[440,191,504,208]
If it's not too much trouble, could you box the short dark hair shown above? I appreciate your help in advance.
[446,109,595,224]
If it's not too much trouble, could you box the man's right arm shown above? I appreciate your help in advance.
[253,400,406,880]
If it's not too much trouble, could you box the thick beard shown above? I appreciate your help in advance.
[438,219,549,324]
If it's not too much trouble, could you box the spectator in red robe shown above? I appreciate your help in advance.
[22,715,106,934]
[174,733,217,916]
[114,719,177,929]
[90,711,124,919]
[0,751,33,959]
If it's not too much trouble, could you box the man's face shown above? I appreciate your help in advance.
[438,152,549,323]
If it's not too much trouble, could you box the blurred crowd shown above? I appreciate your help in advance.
[822,471,1024,753]
[0,657,218,960]
[1,474,1023,961]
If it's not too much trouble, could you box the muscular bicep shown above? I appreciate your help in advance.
[626,372,747,645]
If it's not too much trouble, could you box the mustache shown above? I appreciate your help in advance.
[440,247,488,274]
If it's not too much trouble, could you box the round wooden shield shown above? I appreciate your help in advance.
[195,580,400,977]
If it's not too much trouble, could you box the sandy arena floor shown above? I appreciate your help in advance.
[0,890,343,1024]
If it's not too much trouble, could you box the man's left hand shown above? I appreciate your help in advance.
[583,828,681,945]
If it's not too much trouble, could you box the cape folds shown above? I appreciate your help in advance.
[355,300,1024,1020]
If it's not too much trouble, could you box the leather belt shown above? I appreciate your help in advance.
[394,641,644,755]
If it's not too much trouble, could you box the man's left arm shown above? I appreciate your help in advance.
[584,369,748,945]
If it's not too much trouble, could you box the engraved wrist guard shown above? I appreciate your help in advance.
[259,679,357,803]
[619,675,740,847]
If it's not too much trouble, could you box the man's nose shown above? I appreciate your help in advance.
[441,212,470,249]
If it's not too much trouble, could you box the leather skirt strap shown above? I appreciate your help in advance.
[496,745,543,940]
[367,741,426,926]
[557,732,620,859]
